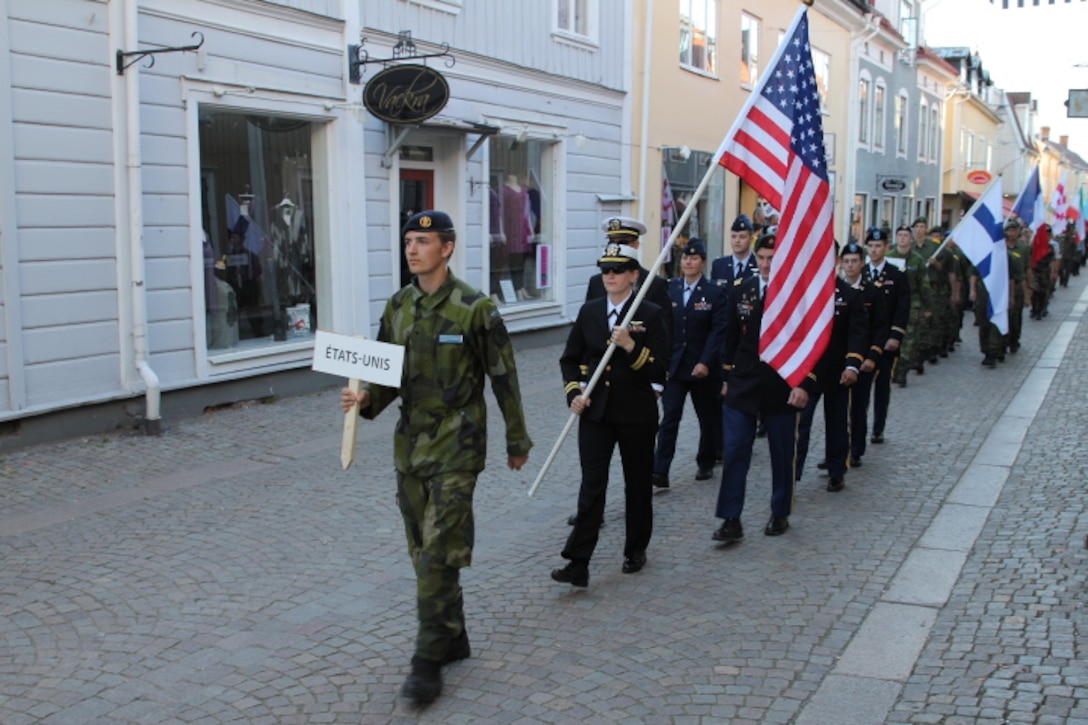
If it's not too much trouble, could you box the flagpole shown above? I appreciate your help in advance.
[527,5,812,498]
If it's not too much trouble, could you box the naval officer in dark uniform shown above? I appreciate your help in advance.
[652,238,729,488]
[552,243,669,587]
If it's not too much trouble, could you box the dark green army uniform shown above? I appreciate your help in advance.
[1059,225,1077,287]
[916,235,954,361]
[967,257,1005,362]
[887,246,930,379]
[363,271,532,663]
[1030,234,1056,320]
[1006,239,1030,352]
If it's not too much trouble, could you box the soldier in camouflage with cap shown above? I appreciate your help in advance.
[888,226,931,385]
[340,210,532,706]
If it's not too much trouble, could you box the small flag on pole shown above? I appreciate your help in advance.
[713,8,835,388]
[662,172,676,262]
[952,182,1009,335]
[1050,171,1069,231]
[1011,165,1050,266]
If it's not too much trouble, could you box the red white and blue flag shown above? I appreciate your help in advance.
[713,8,835,388]
[1011,166,1050,266]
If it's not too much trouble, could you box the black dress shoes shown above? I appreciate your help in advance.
[695,468,714,481]
[764,516,789,536]
[551,561,589,587]
[816,460,829,470]
[849,456,862,467]
[982,354,996,368]
[712,518,744,543]
[893,373,907,387]
[402,656,443,705]
[871,434,884,444]
[566,513,576,526]
[827,477,844,492]
[621,551,646,574]
[652,473,670,488]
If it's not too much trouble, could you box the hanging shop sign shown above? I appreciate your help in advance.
[966,170,993,185]
[363,64,450,124]
[879,177,908,192]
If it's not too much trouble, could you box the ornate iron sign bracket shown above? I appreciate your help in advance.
[349,31,455,84]
[117,31,205,75]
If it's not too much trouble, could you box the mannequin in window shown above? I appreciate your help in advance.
[488,186,507,304]
[225,217,265,338]
[271,194,313,304]
[502,174,535,301]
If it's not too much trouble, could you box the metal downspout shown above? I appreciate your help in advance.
[123,0,161,434]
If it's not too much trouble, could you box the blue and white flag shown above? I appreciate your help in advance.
[952,182,1009,335]
[1011,165,1044,236]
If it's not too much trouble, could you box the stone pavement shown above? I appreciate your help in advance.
[2,276,1087,725]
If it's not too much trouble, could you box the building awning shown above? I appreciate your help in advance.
[960,190,1015,216]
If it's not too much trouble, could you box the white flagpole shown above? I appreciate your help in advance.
[527,7,810,498]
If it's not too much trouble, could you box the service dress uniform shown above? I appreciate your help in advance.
[556,244,669,583]
[362,229,532,666]
[653,240,729,484]
[795,276,870,486]
[854,253,905,453]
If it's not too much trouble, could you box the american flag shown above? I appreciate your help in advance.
[714,8,835,388]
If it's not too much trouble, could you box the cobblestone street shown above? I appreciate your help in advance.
[2,277,1087,724]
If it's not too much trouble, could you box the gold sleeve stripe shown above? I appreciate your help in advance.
[846,352,865,362]
[891,326,906,334]
[630,347,650,370]
[870,345,884,355]
[564,382,581,394]
[579,364,589,376]
[806,372,817,382]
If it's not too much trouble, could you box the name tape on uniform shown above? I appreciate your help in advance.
[312,330,404,388]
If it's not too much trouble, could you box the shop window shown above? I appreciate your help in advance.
[199,109,319,351]
[680,0,719,75]
[487,135,555,307]
[739,12,757,84]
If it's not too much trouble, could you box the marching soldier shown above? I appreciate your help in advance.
[340,210,532,705]
[1004,219,1031,354]
[710,214,759,288]
[888,226,931,385]
[652,239,729,488]
[585,216,672,340]
[553,243,669,587]
[854,227,908,451]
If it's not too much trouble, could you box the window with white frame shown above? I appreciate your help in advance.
[918,98,928,160]
[874,83,886,149]
[929,104,940,161]
[858,75,871,144]
[199,108,323,351]
[680,0,718,74]
[895,91,909,155]
[962,130,973,169]
[811,46,830,113]
[486,135,557,307]
[557,0,595,39]
[739,12,758,84]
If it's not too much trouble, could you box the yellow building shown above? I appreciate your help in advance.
[628,0,866,270]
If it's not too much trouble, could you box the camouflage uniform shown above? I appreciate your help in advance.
[967,257,1005,361]
[1059,225,1077,288]
[887,246,930,379]
[1030,242,1056,320]
[363,272,532,662]
[1006,240,1030,352]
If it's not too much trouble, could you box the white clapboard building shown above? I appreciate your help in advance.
[0,0,630,446]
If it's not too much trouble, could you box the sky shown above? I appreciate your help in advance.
[923,0,1088,158]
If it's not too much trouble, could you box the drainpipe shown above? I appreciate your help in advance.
[635,0,654,263]
[843,13,882,240]
[122,0,161,434]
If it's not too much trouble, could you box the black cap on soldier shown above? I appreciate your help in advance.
[682,238,707,258]
[403,210,456,235]
[731,214,755,232]
[841,241,865,258]
[864,227,884,243]
[752,234,779,253]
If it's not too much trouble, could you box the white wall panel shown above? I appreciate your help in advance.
[20,260,117,295]
[23,321,119,364]
[14,160,114,195]
[17,228,116,262]
[24,355,121,407]
[22,291,118,329]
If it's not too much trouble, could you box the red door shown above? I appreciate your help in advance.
[399,170,434,287]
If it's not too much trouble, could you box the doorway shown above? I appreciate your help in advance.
[399,169,434,288]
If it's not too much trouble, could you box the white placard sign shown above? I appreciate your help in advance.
[312,330,404,388]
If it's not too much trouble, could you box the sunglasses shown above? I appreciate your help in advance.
[600,267,632,276]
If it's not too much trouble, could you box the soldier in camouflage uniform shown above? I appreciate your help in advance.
[1059,220,1077,288]
[1004,219,1031,354]
[1029,224,1058,320]
[340,210,532,705]
[889,225,931,386]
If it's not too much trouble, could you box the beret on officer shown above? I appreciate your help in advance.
[864,227,885,243]
[682,238,707,258]
[895,224,911,234]
[597,242,641,272]
[601,216,648,238]
[731,214,755,232]
[403,209,456,235]
[754,230,777,252]
[840,241,865,258]
[1004,218,1021,230]
[913,216,929,227]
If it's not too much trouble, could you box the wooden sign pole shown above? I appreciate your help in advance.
[341,378,362,469]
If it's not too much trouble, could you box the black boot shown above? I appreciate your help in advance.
[402,656,443,705]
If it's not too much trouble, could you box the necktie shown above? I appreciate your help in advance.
[608,309,619,326]
[735,261,743,278]
[760,283,767,301]
[871,266,878,279]
[683,285,693,306]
